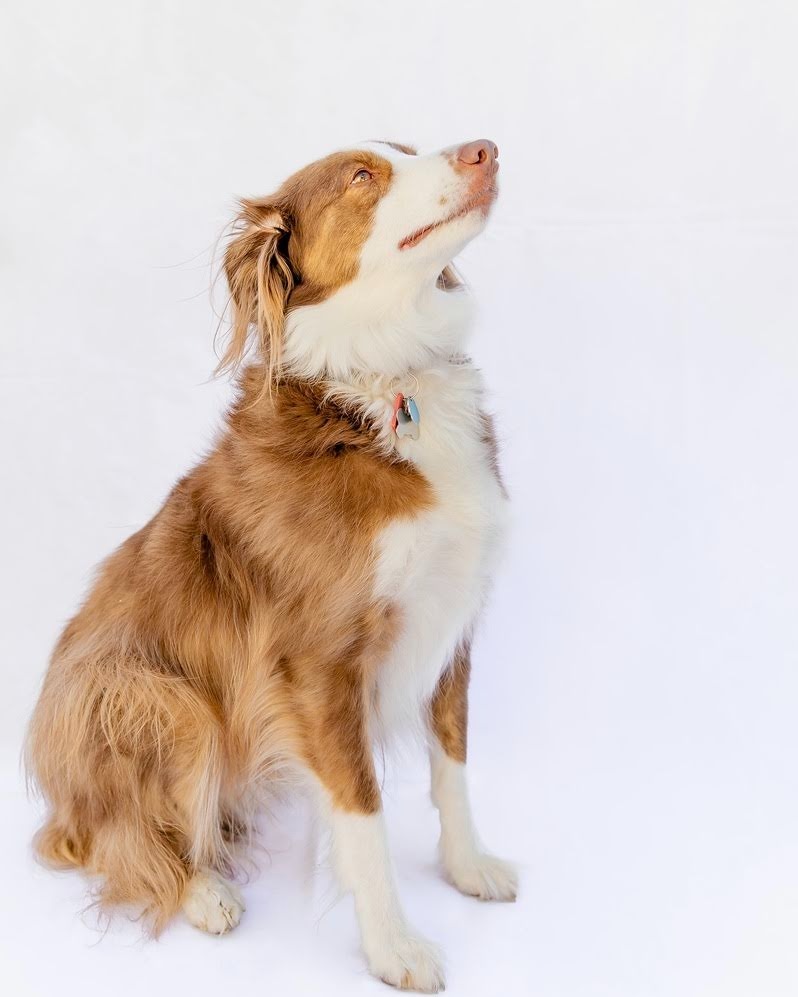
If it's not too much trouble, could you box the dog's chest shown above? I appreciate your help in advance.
[370,366,507,734]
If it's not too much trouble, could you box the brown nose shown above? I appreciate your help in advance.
[456,139,499,168]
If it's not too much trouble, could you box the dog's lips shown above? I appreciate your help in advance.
[398,187,497,251]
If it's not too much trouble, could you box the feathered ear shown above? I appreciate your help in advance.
[218,198,295,386]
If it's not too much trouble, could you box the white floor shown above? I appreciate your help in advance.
[3,669,797,997]
[2,753,534,997]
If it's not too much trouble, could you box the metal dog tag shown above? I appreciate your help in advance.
[391,391,421,441]
[396,405,420,440]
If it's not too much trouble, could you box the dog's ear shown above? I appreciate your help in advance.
[219,198,295,385]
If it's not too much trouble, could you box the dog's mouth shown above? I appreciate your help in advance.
[398,187,497,251]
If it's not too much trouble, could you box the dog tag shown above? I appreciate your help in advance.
[391,390,421,440]
[396,400,420,440]
[390,392,405,433]
[395,407,419,440]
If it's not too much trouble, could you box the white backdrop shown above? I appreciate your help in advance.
[2,2,797,995]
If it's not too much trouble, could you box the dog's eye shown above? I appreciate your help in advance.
[350,169,372,185]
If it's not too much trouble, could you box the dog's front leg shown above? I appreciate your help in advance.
[304,658,445,993]
[428,641,518,902]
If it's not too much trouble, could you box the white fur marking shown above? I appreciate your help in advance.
[368,359,508,739]
[430,745,518,902]
[330,810,445,992]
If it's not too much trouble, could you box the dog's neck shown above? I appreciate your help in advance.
[281,270,474,383]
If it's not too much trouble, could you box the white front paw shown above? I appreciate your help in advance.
[442,849,518,902]
[365,930,446,993]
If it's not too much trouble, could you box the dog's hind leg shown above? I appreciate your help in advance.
[27,641,235,934]
[182,870,245,934]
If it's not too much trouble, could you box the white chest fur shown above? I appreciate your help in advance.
[368,361,507,738]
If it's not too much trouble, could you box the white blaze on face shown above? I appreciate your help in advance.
[358,142,493,280]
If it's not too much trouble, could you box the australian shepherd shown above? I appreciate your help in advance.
[27,138,516,992]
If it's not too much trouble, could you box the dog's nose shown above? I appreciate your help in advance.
[456,139,499,168]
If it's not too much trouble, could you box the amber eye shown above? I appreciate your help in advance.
[351,169,372,185]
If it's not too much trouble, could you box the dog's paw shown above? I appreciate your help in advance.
[366,931,445,993]
[443,850,518,902]
[182,871,245,934]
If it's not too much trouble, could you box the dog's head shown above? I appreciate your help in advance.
[221,139,499,381]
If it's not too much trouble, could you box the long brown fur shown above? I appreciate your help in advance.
[26,367,434,931]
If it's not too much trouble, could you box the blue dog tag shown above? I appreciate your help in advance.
[396,397,421,440]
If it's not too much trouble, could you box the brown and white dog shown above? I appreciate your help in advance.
[27,138,516,992]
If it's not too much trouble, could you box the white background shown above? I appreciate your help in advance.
[1,2,797,995]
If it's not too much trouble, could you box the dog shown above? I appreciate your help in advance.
[26,138,516,992]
